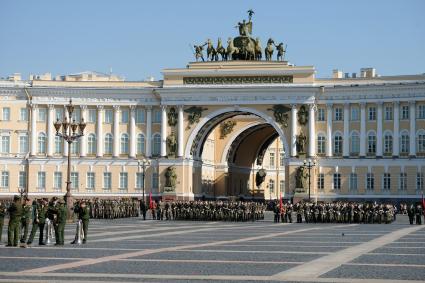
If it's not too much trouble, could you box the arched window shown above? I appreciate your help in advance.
[152,134,161,156]
[317,134,326,154]
[418,130,425,153]
[137,134,145,155]
[367,132,376,154]
[120,133,129,154]
[333,133,343,155]
[38,133,46,154]
[54,136,62,154]
[87,134,96,155]
[104,133,113,155]
[400,131,409,154]
[384,132,393,154]
[350,132,360,155]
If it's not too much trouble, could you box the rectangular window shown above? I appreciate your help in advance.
[418,105,425,119]
[103,172,111,189]
[136,172,144,189]
[37,108,46,122]
[383,173,391,191]
[121,109,129,123]
[1,171,9,188]
[417,173,424,191]
[136,108,145,123]
[2,107,10,121]
[70,172,79,190]
[351,107,359,121]
[71,108,81,122]
[55,108,63,121]
[279,180,285,192]
[334,108,343,121]
[71,140,80,155]
[152,173,159,189]
[104,109,113,124]
[269,180,275,194]
[19,135,28,154]
[19,171,26,188]
[366,173,374,191]
[1,135,10,153]
[119,172,128,189]
[87,172,95,189]
[349,173,357,191]
[333,173,341,190]
[385,106,393,120]
[88,109,97,123]
[317,108,325,121]
[20,108,28,121]
[318,173,324,190]
[401,105,409,120]
[279,152,284,167]
[54,172,62,190]
[368,107,376,121]
[54,136,62,154]
[269,152,275,168]
[38,172,46,190]
[399,173,407,191]
[153,110,161,123]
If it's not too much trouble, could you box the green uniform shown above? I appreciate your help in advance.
[0,203,6,242]
[28,204,47,245]
[79,206,90,243]
[56,204,67,245]
[7,201,23,246]
[20,204,32,243]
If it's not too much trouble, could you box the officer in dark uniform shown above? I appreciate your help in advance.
[0,201,6,242]
[7,196,23,247]
[415,203,423,225]
[408,204,415,225]
[55,199,67,245]
[140,200,147,220]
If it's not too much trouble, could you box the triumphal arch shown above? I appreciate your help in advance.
[1,11,424,201]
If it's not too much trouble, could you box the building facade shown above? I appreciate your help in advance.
[1,62,425,202]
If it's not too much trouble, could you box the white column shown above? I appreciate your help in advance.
[178,105,184,157]
[113,105,120,157]
[291,104,297,157]
[360,102,366,157]
[376,102,383,157]
[308,104,316,157]
[79,105,87,157]
[129,105,136,158]
[96,105,104,157]
[146,106,152,157]
[63,106,69,157]
[30,104,37,156]
[326,103,333,157]
[161,105,167,157]
[343,103,350,157]
[409,101,416,157]
[393,102,400,157]
[47,104,54,157]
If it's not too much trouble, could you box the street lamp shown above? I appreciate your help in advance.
[138,158,150,204]
[18,187,26,200]
[54,99,86,221]
[303,158,316,202]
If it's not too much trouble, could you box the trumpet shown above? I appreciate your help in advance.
[71,220,84,245]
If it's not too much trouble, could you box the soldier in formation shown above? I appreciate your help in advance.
[275,201,399,224]
[152,200,265,222]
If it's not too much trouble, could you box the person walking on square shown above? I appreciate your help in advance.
[0,201,6,242]
[55,199,67,245]
[27,199,47,245]
[79,201,90,244]
[7,196,23,247]
[20,198,32,244]
[140,200,147,220]
[415,203,423,225]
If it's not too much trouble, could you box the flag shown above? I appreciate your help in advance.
[422,193,425,216]
[149,192,153,209]
[279,191,283,212]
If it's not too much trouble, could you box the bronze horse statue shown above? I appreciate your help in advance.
[254,37,262,60]
[216,38,226,61]
[206,39,217,61]
[226,37,239,60]
[265,38,274,61]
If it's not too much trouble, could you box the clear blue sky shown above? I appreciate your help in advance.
[1,0,424,81]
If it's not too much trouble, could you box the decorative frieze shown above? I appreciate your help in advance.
[183,75,293,85]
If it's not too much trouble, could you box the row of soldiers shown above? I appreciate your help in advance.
[273,201,400,224]
[144,200,266,222]
[0,196,89,247]
[80,198,139,219]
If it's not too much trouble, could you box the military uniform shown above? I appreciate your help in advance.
[0,202,6,242]
[79,203,90,243]
[56,200,67,245]
[7,196,23,247]
[27,200,47,245]
[20,200,32,244]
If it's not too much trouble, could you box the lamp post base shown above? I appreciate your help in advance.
[64,191,75,223]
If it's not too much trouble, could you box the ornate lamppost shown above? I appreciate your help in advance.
[54,99,86,220]
[303,158,316,202]
[138,158,150,204]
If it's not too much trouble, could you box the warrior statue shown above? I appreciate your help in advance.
[167,132,177,157]
[165,166,177,189]
[194,43,207,62]
[295,166,308,189]
[275,42,286,61]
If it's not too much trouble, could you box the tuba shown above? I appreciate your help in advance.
[72,219,84,245]
[45,218,55,245]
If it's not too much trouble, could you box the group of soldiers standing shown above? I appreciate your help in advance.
[144,200,266,222]
[273,201,401,224]
[81,198,139,219]
[0,196,89,247]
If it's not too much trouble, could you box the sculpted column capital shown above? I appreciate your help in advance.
[97,105,104,110]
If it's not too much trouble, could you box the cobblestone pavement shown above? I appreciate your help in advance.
[0,214,424,283]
